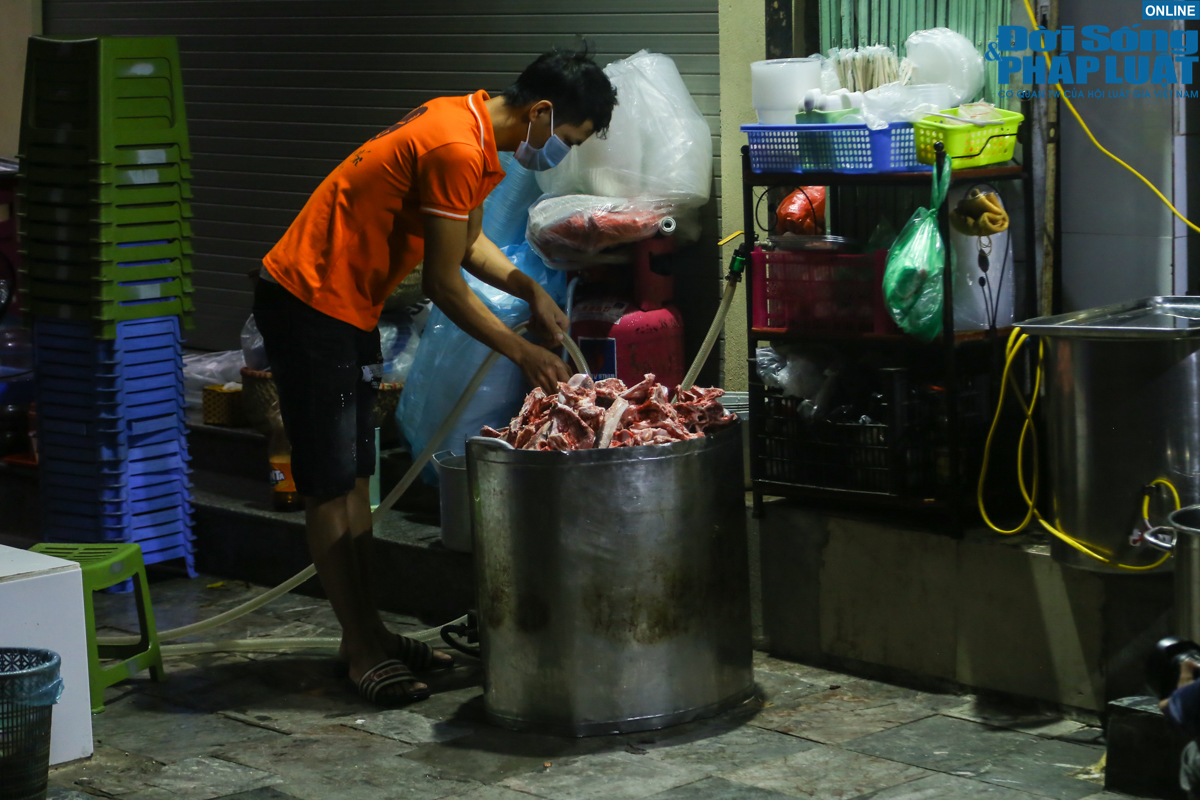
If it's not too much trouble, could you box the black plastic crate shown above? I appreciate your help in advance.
[753,393,934,496]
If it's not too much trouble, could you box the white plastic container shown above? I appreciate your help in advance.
[752,58,822,124]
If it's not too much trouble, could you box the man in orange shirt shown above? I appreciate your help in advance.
[253,50,617,705]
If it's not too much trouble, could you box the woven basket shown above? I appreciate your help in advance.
[376,382,403,447]
[240,367,277,428]
[242,368,403,445]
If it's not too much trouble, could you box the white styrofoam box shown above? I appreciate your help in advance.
[0,545,94,764]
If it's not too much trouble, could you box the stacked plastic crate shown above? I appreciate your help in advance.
[17,36,195,577]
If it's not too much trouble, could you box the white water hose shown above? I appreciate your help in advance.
[100,253,742,657]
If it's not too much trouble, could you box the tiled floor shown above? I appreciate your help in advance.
[48,574,1133,800]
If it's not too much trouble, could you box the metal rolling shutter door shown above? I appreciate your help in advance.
[43,1,721,354]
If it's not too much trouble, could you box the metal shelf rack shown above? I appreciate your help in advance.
[742,103,1037,526]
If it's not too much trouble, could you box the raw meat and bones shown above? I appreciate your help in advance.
[481,373,737,451]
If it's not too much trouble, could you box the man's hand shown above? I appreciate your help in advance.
[527,285,570,347]
[1180,658,1200,691]
[516,340,570,392]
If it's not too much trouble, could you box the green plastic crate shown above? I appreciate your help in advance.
[21,218,193,245]
[18,180,193,207]
[21,142,190,171]
[21,238,192,264]
[18,36,192,165]
[18,200,193,226]
[19,162,192,187]
[25,295,195,338]
[25,273,192,304]
[22,256,192,285]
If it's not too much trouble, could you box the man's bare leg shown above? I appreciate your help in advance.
[346,478,452,668]
[307,491,426,692]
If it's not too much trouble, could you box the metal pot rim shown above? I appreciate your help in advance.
[466,420,741,466]
[1169,504,1200,535]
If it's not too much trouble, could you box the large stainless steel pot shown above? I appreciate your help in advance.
[1023,297,1200,573]
[1142,505,1200,640]
[466,425,754,737]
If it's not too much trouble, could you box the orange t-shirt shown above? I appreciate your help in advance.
[262,89,505,330]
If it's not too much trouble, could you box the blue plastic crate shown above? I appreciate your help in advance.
[39,436,186,465]
[35,346,182,370]
[741,122,930,174]
[41,472,191,503]
[43,503,192,536]
[51,490,191,518]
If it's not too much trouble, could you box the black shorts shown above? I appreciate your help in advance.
[252,279,381,498]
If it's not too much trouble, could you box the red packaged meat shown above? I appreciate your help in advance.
[776,187,826,236]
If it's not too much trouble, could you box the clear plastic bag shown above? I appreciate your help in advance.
[395,241,567,481]
[183,350,246,407]
[482,151,545,248]
[905,28,985,106]
[526,195,676,268]
[883,159,951,342]
[756,346,826,400]
[535,50,712,207]
[861,82,953,130]
[241,314,269,371]
[378,311,421,384]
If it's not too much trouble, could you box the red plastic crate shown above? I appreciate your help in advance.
[751,247,895,334]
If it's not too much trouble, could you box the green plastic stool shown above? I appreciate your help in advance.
[28,543,166,713]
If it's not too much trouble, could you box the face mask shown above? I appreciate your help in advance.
[515,106,571,171]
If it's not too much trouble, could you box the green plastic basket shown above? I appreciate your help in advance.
[914,108,1024,168]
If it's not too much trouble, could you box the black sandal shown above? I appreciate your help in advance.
[354,659,431,706]
[334,633,454,678]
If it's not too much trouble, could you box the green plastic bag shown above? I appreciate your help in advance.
[883,160,951,341]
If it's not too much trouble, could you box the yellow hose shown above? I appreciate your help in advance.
[977,328,1177,570]
[1020,0,1200,234]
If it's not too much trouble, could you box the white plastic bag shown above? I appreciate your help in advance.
[241,314,268,371]
[183,350,245,407]
[395,242,567,481]
[905,28,985,106]
[535,50,712,206]
[526,195,676,267]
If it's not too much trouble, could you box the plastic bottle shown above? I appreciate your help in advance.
[266,400,302,512]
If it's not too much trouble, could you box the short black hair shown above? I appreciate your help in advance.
[502,49,618,136]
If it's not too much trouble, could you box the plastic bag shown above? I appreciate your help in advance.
[396,241,567,481]
[776,187,826,235]
[482,151,545,248]
[860,82,953,130]
[183,350,246,407]
[241,314,268,371]
[905,28,985,106]
[884,159,951,342]
[535,50,712,206]
[527,195,676,268]
[378,311,421,385]
[756,346,826,400]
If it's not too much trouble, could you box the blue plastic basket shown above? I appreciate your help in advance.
[740,122,930,174]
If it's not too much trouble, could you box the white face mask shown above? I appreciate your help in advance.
[515,106,571,171]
